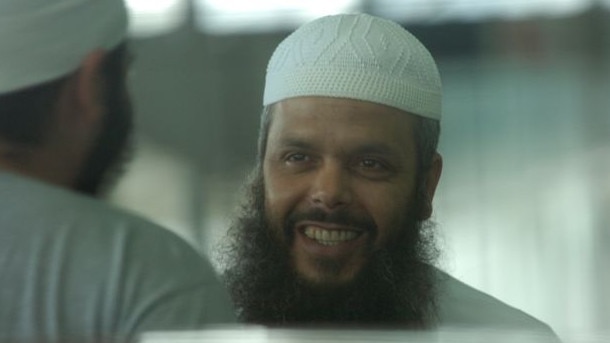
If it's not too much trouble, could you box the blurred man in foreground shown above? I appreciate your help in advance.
[0,0,235,341]
[223,13,555,335]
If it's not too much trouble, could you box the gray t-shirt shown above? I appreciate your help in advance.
[0,172,236,343]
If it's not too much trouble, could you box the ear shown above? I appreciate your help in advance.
[69,49,107,130]
[418,152,443,220]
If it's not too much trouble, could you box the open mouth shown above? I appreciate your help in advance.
[303,226,362,246]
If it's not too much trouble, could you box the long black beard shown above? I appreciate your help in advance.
[74,57,133,197]
[74,97,133,197]
[221,169,440,328]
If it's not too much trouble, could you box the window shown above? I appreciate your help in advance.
[194,0,361,34]
[126,0,189,37]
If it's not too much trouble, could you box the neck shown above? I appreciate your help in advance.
[0,141,80,190]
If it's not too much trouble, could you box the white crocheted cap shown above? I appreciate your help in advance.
[264,13,442,120]
[0,0,127,94]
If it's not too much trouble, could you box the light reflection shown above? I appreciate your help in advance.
[370,0,593,23]
[125,0,188,37]
[194,0,360,34]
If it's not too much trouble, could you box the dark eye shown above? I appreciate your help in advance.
[286,153,309,163]
[360,158,385,170]
[354,157,395,180]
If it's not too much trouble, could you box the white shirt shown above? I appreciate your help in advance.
[436,268,557,337]
[0,172,236,343]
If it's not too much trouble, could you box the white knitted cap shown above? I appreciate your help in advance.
[0,0,128,94]
[264,13,442,120]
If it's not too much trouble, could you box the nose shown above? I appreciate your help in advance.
[309,161,352,210]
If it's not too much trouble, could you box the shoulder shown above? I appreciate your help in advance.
[0,172,237,334]
[0,172,217,285]
[434,267,555,336]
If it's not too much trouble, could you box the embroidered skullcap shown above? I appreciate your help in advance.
[264,13,442,120]
[0,0,128,94]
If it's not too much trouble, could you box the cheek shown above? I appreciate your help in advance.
[263,168,300,233]
[362,187,415,248]
[263,192,288,248]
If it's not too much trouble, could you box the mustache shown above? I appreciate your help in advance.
[284,208,377,235]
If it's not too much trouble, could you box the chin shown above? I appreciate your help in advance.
[296,263,362,290]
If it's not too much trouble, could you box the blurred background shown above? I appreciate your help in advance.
[108,0,609,341]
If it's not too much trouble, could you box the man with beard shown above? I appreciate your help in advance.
[224,13,556,335]
[0,0,235,342]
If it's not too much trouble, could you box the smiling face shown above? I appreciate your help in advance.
[263,96,424,287]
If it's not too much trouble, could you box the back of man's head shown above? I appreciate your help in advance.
[0,0,127,94]
[0,0,132,195]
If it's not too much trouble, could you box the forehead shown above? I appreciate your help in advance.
[267,97,417,153]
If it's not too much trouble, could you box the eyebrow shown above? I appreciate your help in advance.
[351,142,402,159]
[276,137,316,150]
[277,137,402,159]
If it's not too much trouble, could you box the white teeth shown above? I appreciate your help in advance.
[304,227,359,245]
[321,230,330,240]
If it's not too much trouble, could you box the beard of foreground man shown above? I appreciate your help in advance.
[73,44,133,196]
[224,165,440,327]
